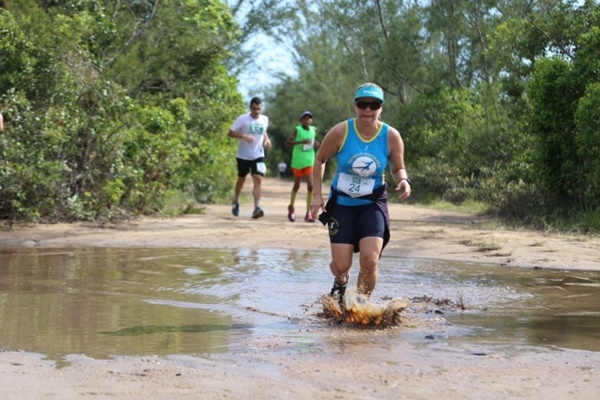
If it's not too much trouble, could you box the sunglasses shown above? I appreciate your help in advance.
[355,100,382,110]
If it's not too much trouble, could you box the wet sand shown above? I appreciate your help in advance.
[1,177,600,399]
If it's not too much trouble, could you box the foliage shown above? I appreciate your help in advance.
[575,82,600,211]
[0,0,243,221]
[527,58,581,208]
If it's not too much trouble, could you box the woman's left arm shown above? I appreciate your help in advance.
[388,127,411,200]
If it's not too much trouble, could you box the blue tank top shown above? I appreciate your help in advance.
[331,119,389,206]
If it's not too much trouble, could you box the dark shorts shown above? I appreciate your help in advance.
[327,203,385,247]
[236,157,266,177]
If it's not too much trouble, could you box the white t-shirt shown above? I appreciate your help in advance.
[231,113,269,160]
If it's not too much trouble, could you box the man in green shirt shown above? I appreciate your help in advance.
[285,110,320,222]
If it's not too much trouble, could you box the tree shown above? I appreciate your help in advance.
[0,0,243,221]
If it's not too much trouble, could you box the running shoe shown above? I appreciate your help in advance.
[330,273,350,302]
[304,211,314,223]
[288,205,295,222]
[252,206,264,219]
[232,201,239,217]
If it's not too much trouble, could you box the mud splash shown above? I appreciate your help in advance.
[320,289,409,327]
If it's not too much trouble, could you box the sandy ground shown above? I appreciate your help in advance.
[1,177,600,399]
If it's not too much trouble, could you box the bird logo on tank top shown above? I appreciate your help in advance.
[351,156,377,177]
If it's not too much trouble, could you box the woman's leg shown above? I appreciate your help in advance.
[329,243,354,284]
[357,237,384,296]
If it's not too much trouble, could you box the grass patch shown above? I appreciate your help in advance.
[528,240,545,247]
[457,237,503,252]
[422,199,489,214]
[160,190,206,217]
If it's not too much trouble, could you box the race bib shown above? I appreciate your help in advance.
[336,172,375,198]
[256,162,267,174]
[303,138,314,151]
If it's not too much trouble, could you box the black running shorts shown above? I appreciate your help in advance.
[236,157,266,177]
[327,202,385,246]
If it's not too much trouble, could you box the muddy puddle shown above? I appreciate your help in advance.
[1,247,599,362]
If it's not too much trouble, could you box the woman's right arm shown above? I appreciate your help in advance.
[311,122,345,213]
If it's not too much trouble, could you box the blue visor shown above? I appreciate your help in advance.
[354,85,384,103]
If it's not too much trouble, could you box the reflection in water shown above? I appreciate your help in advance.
[444,269,600,350]
[0,247,599,362]
[0,248,242,359]
[102,323,252,336]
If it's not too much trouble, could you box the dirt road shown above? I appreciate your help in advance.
[3,177,600,271]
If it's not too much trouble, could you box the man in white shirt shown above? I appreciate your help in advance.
[278,161,287,178]
[228,97,272,219]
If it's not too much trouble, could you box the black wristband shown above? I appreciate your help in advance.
[400,177,412,185]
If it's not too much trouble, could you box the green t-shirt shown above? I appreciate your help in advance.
[291,125,316,169]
